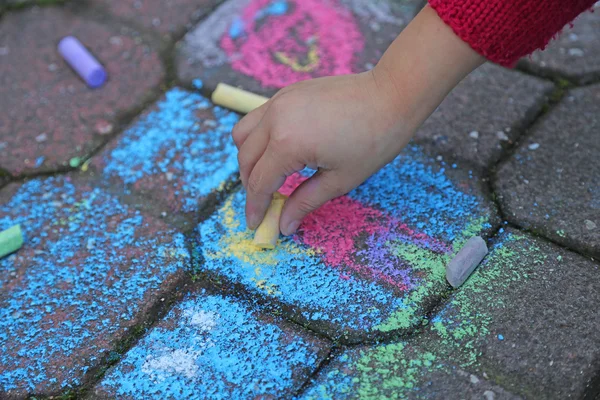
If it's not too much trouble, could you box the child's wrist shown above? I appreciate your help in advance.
[372,5,485,133]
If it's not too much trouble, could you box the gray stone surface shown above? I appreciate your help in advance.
[176,0,422,95]
[300,229,600,399]
[301,346,521,400]
[496,84,600,258]
[92,282,330,399]
[520,4,600,84]
[416,63,553,169]
[0,6,165,177]
[195,145,499,343]
[89,0,222,38]
[0,174,190,397]
[90,88,240,226]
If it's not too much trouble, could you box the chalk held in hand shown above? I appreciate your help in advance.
[0,224,24,259]
[211,83,268,114]
[253,192,287,250]
[446,236,488,288]
[58,36,106,88]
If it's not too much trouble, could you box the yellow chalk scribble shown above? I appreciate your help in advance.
[251,278,281,296]
[275,39,320,72]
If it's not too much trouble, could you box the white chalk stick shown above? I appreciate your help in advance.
[446,236,488,288]
[211,83,269,114]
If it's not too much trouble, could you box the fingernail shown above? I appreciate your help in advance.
[247,214,259,230]
[283,220,300,236]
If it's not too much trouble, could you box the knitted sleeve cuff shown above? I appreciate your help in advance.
[428,0,596,67]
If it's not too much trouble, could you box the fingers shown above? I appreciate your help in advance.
[245,145,291,230]
[231,101,269,150]
[279,170,347,236]
[237,120,270,189]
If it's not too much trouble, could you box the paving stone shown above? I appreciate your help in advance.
[89,0,222,38]
[91,87,240,223]
[0,175,190,397]
[195,145,499,343]
[176,0,422,95]
[301,346,520,400]
[520,4,600,84]
[300,229,600,399]
[496,84,600,258]
[93,283,330,399]
[0,6,165,177]
[0,174,8,189]
[416,64,553,169]
[175,0,552,169]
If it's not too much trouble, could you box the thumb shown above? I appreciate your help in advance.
[280,170,348,236]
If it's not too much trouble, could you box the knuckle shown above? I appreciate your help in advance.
[270,128,294,150]
[247,174,264,196]
[269,95,291,115]
[295,198,318,215]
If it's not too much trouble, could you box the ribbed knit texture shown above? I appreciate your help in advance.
[428,0,596,66]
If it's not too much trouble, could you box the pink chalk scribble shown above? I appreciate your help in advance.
[280,174,451,291]
[220,0,365,88]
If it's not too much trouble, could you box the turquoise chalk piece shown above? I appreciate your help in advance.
[0,225,23,259]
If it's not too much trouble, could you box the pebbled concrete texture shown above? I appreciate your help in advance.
[92,87,240,223]
[520,3,600,84]
[301,346,521,400]
[0,6,165,177]
[89,0,223,38]
[300,229,600,399]
[176,0,423,95]
[92,283,330,399]
[495,84,600,258]
[195,145,499,343]
[416,63,554,169]
[0,175,190,397]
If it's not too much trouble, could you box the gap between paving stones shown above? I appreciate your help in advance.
[52,281,192,400]
[85,0,228,47]
[583,367,600,400]
[0,0,225,182]
[3,3,595,397]
[2,0,68,12]
[1,4,168,180]
[516,61,600,88]
[489,82,600,262]
[294,229,600,399]
[292,346,346,399]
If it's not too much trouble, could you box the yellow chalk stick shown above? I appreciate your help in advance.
[211,83,269,114]
[253,192,287,250]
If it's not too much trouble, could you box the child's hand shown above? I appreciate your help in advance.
[233,5,484,235]
[233,71,411,235]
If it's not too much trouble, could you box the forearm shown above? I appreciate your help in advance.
[371,5,485,138]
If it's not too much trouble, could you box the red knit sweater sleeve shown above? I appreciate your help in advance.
[428,0,597,67]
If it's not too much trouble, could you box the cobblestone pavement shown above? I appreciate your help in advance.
[0,1,598,399]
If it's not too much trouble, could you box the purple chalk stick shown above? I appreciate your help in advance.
[58,36,106,88]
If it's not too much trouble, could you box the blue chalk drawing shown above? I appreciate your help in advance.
[199,189,410,334]
[99,290,324,398]
[229,17,245,39]
[0,177,189,392]
[102,88,240,213]
[196,145,494,337]
[350,145,489,241]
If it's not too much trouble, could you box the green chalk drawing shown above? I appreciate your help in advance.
[0,224,23,259]
[303,233,551,399]
[69,157,82,168]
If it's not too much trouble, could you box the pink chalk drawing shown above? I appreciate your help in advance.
[220,0,365,88]
[280,173,452,291]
